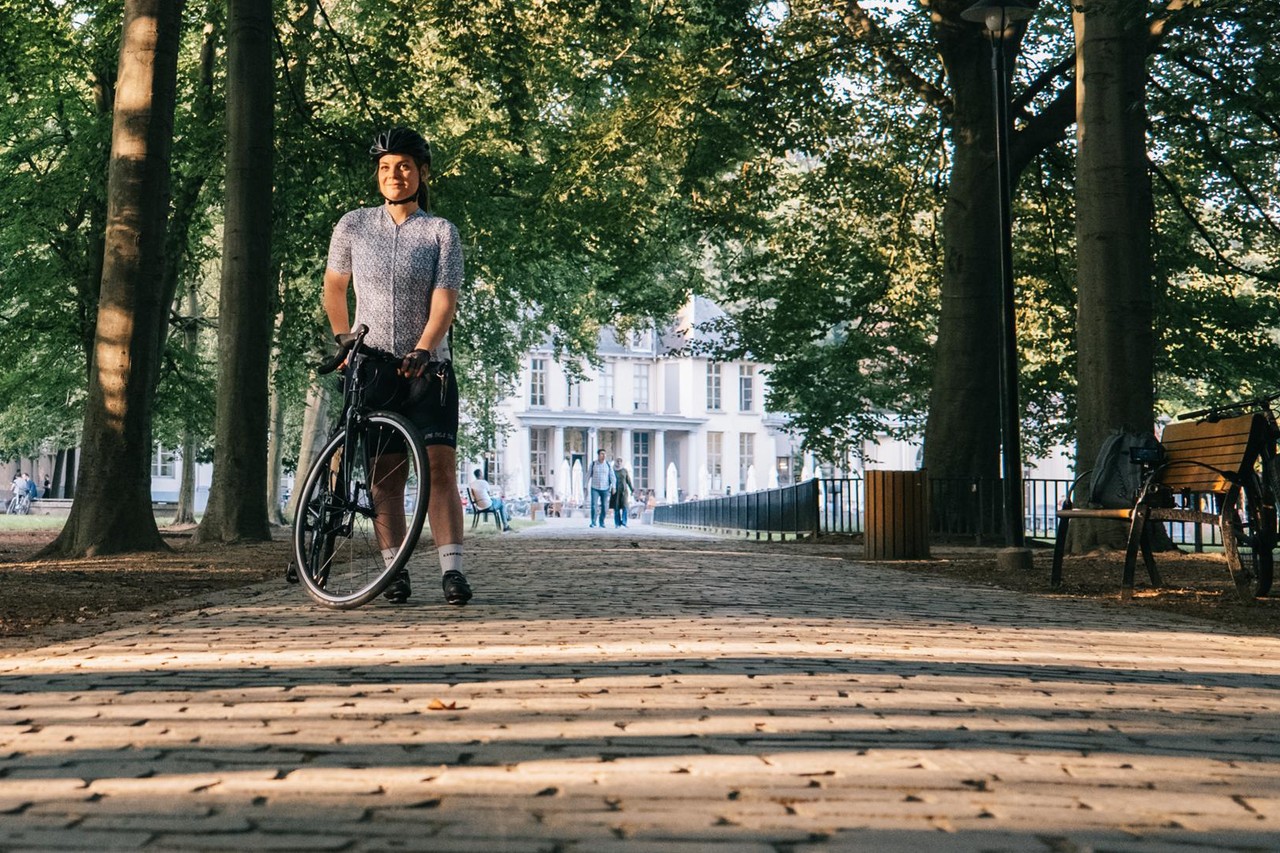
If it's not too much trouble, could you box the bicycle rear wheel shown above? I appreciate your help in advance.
[293,411,430,608]
[1224,472,1274,598]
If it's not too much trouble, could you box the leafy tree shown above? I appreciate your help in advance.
[0,1,120,472]
[194,0,275,544]
[38,0,186,557]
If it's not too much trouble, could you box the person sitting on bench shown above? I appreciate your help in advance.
[468,469,511,532]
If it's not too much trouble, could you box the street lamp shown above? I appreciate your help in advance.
[962,0,1037,549]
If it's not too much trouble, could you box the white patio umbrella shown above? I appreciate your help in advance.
[745,464,758,492]
[801,454,814,482]
[664,462,678,503]
[570,459,584,506]
[697,466,710,500]
[556,458,570,500]
[767,465,779,489]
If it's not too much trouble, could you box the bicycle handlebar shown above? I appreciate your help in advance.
[1177,391,1280,421]
[316,324,370,376]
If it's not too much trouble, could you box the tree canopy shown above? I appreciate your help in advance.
[1,0,1277,526]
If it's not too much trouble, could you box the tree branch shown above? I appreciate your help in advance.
[1149,82,1280,242]
[1167,52,1280,139]
[839,0,953,121]
[1012,50,1073,116]
[1010,76,1075,178]
[1150,158,1280,283]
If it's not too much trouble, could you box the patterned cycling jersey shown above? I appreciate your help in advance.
[326,206,464,361]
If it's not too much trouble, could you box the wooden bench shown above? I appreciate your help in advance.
[1051,413,1273,600]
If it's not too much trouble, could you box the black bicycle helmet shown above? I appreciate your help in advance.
[369,127,431,169]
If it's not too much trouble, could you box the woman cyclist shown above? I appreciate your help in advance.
[321,127,471,606]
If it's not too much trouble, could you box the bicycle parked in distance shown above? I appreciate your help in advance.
[6,492,30,515]
[290,325,431,608]
[1176,391,1278,596]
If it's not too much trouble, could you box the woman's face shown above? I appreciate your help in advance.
[377,153,423,202]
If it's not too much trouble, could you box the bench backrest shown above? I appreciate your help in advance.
[1157,413,1264,494]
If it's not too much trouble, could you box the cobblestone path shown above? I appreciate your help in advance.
[2,522,1279,851]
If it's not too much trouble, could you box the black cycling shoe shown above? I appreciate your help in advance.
[284,562,299,584]
[442,570,472,606]
[383,569,411,603]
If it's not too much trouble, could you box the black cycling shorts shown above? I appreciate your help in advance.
[343,358,459,450]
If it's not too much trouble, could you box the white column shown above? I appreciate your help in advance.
[620,428,633,467]
[653,430,667,500]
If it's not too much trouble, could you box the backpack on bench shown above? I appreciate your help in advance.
[1087,430,1163,509]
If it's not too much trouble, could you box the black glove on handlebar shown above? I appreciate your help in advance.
[400,348,433,379]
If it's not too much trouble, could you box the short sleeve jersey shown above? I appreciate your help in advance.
[326,206,464,361]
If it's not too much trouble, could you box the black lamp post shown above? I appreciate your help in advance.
[962,0,1037,549]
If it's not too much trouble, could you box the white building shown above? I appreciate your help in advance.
[481,294,1075,508]
[486,297,802,507]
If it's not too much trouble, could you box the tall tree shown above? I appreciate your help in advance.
[1070,0,1155,547]
[37,0,186,558]
[194,0,274,543]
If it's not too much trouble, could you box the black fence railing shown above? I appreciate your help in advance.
[654,476,1226,550]
[653,479,820,538]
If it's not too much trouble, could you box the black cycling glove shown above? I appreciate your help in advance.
[401,348,433,379]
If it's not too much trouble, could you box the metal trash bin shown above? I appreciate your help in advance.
[864,469,930,560]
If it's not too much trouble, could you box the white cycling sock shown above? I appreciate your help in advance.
[438,544,463,575]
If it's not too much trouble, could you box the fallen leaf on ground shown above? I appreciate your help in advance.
[427,699,461,711]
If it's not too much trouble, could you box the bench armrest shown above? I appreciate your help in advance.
[1060,470,1094,511]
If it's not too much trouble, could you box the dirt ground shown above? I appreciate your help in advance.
[0,526,290,653]
[1,527,1276,654]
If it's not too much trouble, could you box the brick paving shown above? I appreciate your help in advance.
[2,519,1280,851]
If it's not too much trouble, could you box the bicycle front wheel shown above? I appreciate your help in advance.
[293,411,430,608]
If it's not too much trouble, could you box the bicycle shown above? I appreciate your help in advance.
[290,325,431,608]
[1175,392,1279,597]
[7,492,30,515]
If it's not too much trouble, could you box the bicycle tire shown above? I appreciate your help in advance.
[1226,471,1274,598]
[1253,466,1276,597]
[293,410,430,609]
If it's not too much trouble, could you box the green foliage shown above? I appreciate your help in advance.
[3,0,1279,480]
[0,0,119,459]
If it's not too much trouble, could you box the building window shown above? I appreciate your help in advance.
[152,445,176,479]
[566,377,582,408]
[739,364,755,412]
[488,445,503,483]
[632,432,651,491]
[633,363,650,412]
[707,431,723,491]
[530,358,547,407]
[739,432,755,490]
[706,362,722,411]
[776,456,793,487]
[628,329,653,352]
[530,428,550,490]
[598,361,615,409]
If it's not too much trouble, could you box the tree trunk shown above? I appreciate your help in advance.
[62,447,77,500]
[174,438,198,525]
[173,285,201,526]
[77,11,119,374]
[285,382,332,522]
[1069,0,1154,552]
[266,376,286,526]
[922,20,1004,536]
[51,450,65,500]
[194,0,275,544]
[37,0,185,558]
